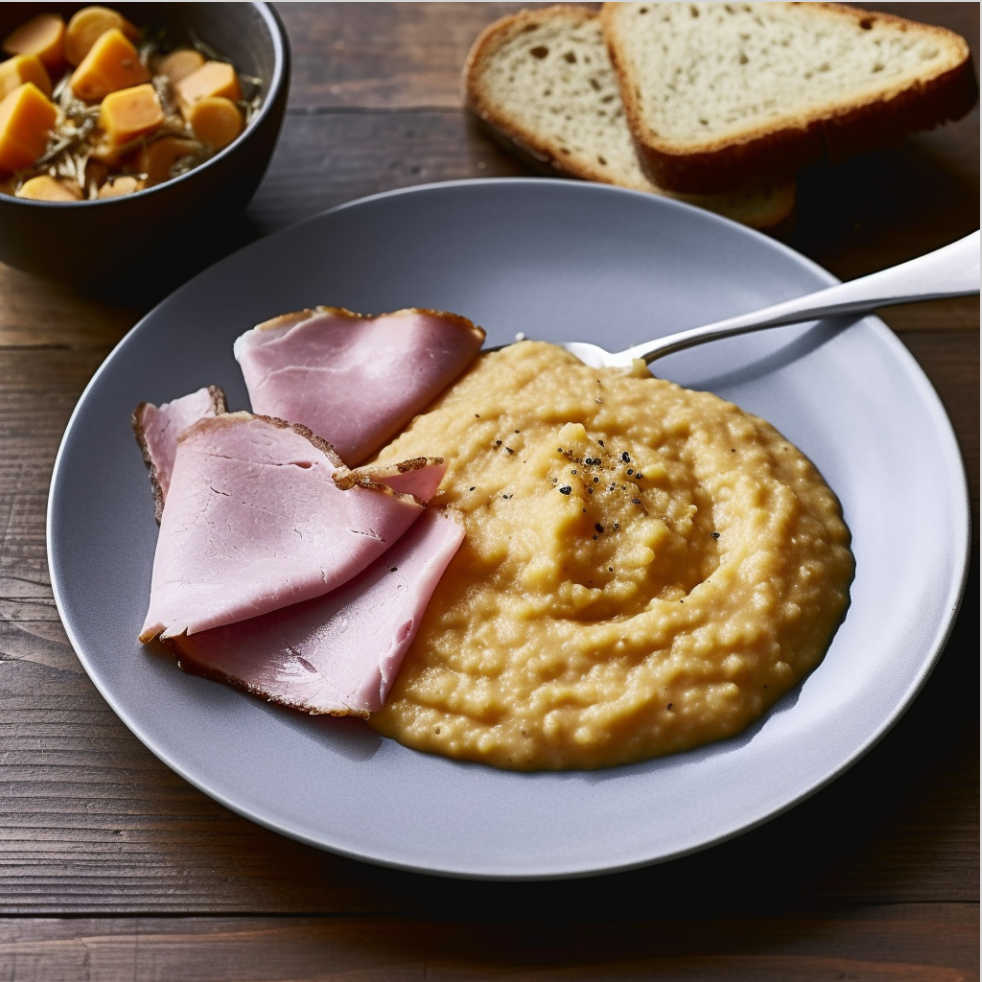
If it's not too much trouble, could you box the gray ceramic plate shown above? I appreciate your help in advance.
[48,180,970,879]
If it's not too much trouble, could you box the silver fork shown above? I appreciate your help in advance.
[562,231,980,369]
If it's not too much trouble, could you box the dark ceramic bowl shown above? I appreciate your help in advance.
[0,3,289,287]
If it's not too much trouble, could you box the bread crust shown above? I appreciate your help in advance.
[602,1,978,193]
[463,4,795,228]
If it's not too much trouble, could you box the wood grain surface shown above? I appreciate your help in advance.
[0,3,977,979]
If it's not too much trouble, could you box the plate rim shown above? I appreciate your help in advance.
[46,178,972,879]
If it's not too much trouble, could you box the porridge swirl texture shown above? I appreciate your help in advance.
[371,342,853,770]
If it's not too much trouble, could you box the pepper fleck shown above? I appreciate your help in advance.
[595,523,604,533]
[593,477,599,484]
[632,498,641,505]
[621,451,630,463]
[494,439,502,446]
[598,439,605,447]
[389,567,398,573]
[627,468,634,475]
[559,485,572,495]
[505,446,514,454]
[711,531,720,540]
[667,702,673,710]
[468,486,475,491]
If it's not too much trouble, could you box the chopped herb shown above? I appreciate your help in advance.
[559,486,572,495]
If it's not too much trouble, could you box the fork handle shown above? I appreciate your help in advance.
[626,231,981,364]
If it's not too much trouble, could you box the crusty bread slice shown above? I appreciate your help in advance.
[464,5,795,229]
[602,1,977,193]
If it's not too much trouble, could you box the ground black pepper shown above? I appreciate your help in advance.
[559,485,571,495]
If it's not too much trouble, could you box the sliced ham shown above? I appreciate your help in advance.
[171,510,464,716]
[234,306,484,464]
[139,412,445,642]
[132,386,227,521]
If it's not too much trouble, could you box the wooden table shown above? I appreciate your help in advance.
[1,4,977,978]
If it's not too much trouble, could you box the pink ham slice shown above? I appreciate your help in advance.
[132,386,227,521]
[170,510,463,716]
[139,412,445,642]
[233,307,484,464]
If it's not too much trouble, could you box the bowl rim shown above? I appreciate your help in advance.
[0,0,289,208]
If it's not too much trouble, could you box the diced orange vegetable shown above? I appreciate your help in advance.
[188,95,242,150]
[175,60,241,113]
[70,27,149,101]
[0,54,52,100]
[137,135,198,185]
[0,82,57,174]
[2,13,65,71]
[16,174,81,201]
[156,48,204,85]
[65,6,139,66]
[99,83,163,145]
[97,174,144,198]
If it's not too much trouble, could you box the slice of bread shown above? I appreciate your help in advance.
[602,1,978,193]
[464,5,795,229]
